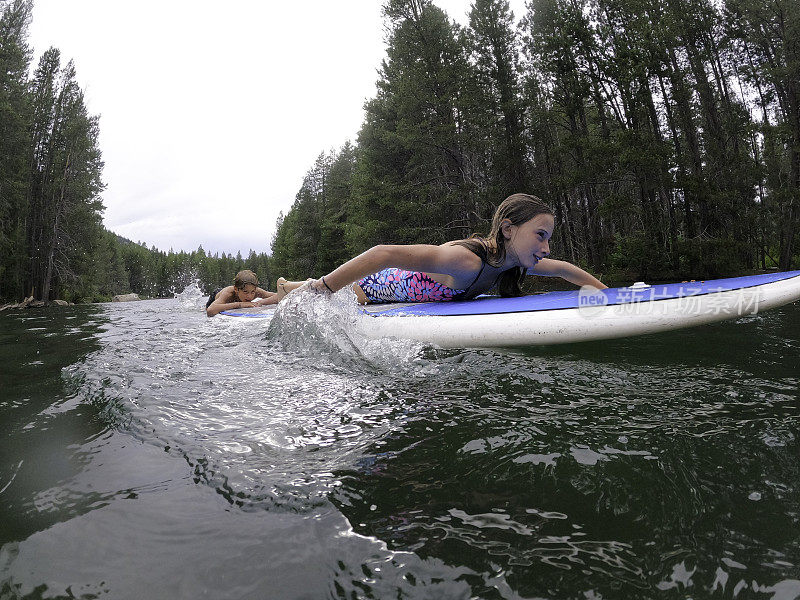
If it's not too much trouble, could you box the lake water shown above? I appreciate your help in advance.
[1,286,799,599]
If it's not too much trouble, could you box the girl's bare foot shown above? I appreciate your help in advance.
[276,277,291,300]
[275,278,311,300]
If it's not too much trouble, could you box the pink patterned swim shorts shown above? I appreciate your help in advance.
[357,268,465,303]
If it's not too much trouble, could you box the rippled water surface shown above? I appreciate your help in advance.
[1,288,799,599]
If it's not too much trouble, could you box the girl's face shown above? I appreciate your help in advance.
[234,284,257,302]
[503,213,554,269]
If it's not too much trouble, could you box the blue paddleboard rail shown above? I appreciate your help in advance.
[367,271,800,317]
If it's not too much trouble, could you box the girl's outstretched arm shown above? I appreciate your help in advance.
[308,244,478,293]
[531,258,607,289]
[252,287,279,306]
[206,298,257,317]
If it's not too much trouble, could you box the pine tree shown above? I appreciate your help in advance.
[26,53,104,300]
[349,0,475,250]
[724,0,800,269]
[0,0,32,299]
[467,0,529,198]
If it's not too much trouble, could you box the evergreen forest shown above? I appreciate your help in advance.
[1,0,798,303]
[273,0,800,285]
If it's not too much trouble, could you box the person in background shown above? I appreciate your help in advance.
[206,270,278,317]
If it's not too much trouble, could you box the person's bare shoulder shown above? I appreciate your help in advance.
[214,285,236,301]
[423,243,483,281]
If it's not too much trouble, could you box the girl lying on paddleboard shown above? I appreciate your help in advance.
[276,194,607,304]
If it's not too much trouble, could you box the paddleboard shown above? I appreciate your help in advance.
[219,307,274,318]
[220,271,800,348]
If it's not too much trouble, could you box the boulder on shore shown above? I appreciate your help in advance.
[0,296,74,310]
[0,295,34,311]
[112,293,140,302]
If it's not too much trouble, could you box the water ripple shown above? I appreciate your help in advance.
[8,293,796,598]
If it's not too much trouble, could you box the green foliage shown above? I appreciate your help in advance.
[348,0,479,249]
[676,237,753,279]
[0,0,33,299]
[607,233,673,282]
[271,146,356,279]
[24,49,107,301]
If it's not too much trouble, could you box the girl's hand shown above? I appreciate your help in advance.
[298,278,331,295]
[239,301,256,308]
[308,278,332,294]
[532,259,607,289]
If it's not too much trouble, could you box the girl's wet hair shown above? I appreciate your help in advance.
[454,193,554,297]
[234,270,259,289]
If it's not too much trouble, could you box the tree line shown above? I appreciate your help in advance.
[3,0,798,303]
[272,0,799,283]
[0,0,273,302]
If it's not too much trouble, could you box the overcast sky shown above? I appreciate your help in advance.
[28,1,526,256]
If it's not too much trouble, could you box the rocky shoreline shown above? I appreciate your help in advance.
[0,296,72,311]
[0,293,141,311]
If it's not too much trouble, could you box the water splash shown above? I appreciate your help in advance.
[173,280,207,311]
[266,286,431,375]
